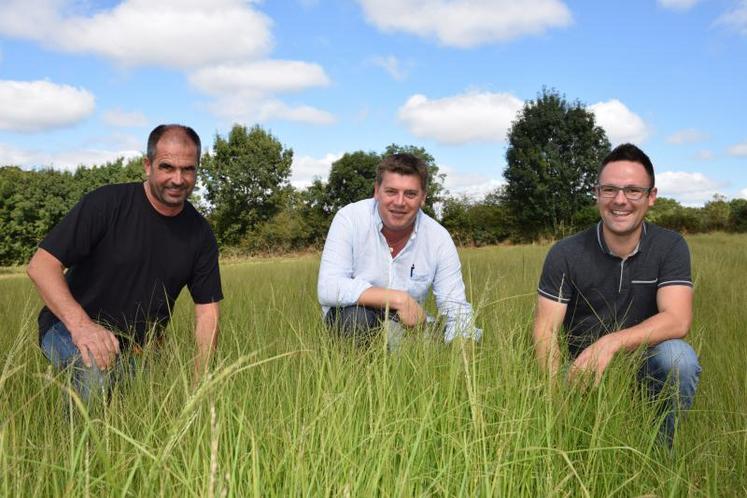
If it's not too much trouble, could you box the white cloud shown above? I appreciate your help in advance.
[189,61,330,95]
[442,168,504,199]
[716,1,747,36]
[291,152,342,188]
[398,91,523,145]
[0,142,141,170]
[657,171,724,205]
[727,140,747,156]
[588,99,649,145]
[0,80,94,132]
[358,0,572,47]
[189,60,334,125]
[666,128,708,145]
[371,55,407,80]
[658,0,700,11]
[740,188,747,199]
[102,108,148,128]
[0,0,272,68]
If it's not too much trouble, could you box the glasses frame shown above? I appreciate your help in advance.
[594,184,653,201]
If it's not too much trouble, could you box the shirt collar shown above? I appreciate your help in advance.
[595,221,648,257]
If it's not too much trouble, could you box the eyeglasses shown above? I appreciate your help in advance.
[595,184,652,201]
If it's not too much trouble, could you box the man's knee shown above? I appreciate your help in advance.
[641,339,701,405]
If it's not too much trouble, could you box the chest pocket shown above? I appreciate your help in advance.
[407,273,432,301]
[630,277,658,309]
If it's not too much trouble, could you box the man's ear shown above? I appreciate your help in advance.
[144,158,152,177]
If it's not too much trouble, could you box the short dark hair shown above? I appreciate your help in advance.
[375,153,428,191]
[146,124,201,165]
[599,143,655,188]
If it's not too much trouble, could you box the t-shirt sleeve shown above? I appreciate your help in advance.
[188,224,223,304]
[39,193,108,267]
[537,242,573,303]
[658,235,692,288]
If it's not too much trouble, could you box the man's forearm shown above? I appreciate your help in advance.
[27,249,92,330]
[357,288,425,327]
[194,303,220,376]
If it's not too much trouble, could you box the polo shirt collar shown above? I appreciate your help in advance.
[595,221,648,257]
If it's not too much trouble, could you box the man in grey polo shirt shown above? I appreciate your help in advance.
[317,153,480,348]
[533,143,700,445]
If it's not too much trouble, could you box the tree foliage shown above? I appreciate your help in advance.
[201,124,293,246]
[325,151,380,215]
[503,89,610,240]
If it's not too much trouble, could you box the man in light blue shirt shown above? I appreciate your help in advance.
[317,153,481,347]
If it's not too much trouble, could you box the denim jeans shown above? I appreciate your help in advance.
[637,339,701,446]
[41,321,137,405]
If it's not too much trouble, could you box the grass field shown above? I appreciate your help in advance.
[1,234,745,496]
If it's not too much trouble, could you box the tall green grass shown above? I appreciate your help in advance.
[1,234,744,496]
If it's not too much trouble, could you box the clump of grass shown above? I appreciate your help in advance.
[0,236,745,496]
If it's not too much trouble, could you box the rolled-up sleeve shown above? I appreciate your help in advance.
[318,209,373,308]
[432,236,482,343]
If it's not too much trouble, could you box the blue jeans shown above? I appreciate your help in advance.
[636,339,701,446]
[41,321,136,405]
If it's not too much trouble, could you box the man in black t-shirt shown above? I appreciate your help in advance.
[533,144,700,445]
[27,124,223,402]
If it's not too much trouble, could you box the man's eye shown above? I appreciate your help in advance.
[601,186,617,195]
[626,187,645,194]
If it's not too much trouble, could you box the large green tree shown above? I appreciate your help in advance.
[325,151,381,214]
[503,89,610,240]
[200,124,293,246]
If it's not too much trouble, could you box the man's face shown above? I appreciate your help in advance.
[374,171,426,232]
[596,160,657,239]
[144,134,198,213]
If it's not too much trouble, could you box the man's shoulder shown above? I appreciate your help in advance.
[549,224,598,256]
[417,209,452,240]
[645,222,687,245]
[81,182,141,205]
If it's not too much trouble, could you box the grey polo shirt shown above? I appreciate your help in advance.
[537,222,692,359]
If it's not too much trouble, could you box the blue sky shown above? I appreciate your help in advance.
[0,0,745,206]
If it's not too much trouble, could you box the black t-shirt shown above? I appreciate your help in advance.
[38,182,223,346]
[537,222,692,359]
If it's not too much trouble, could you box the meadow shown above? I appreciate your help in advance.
[0,233,745,497]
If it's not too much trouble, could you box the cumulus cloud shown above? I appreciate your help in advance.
[657,0,700,11]
[371,55,407,80]
[666,128,708,145]
[657,171,724,205]
[0,142,141,170]
[588,99,649,145]
[358,0,572,47]
[0,0,272,68]
[398,91,523,145]
[189,61,330,95]
[189,60,334,125]
[727,140,747,156]
[291,152,342,188]
[0,80,94,132]
[715,0,747,36]
[740,188,747,199]
[102,108,148,128]
[442,168,504,199]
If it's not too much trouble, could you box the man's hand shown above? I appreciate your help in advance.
[395,292,425,327]
[568,333,622,385]
[70,321,120,369]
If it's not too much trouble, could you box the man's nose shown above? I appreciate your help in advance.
[613,188,627,202]
[172,169,184,185]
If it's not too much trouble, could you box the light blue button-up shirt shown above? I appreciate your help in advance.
[317,198,481,342]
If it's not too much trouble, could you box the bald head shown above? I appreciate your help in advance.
[147,124,201,165]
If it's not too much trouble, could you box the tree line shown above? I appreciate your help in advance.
[2,89,746,266]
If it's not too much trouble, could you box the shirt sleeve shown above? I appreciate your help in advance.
[658,235,692,288]
[317,209,373,307]
[431,234,482,343]
[537,242,573,304]
[188,223,224,304]
[39,192,108,267]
